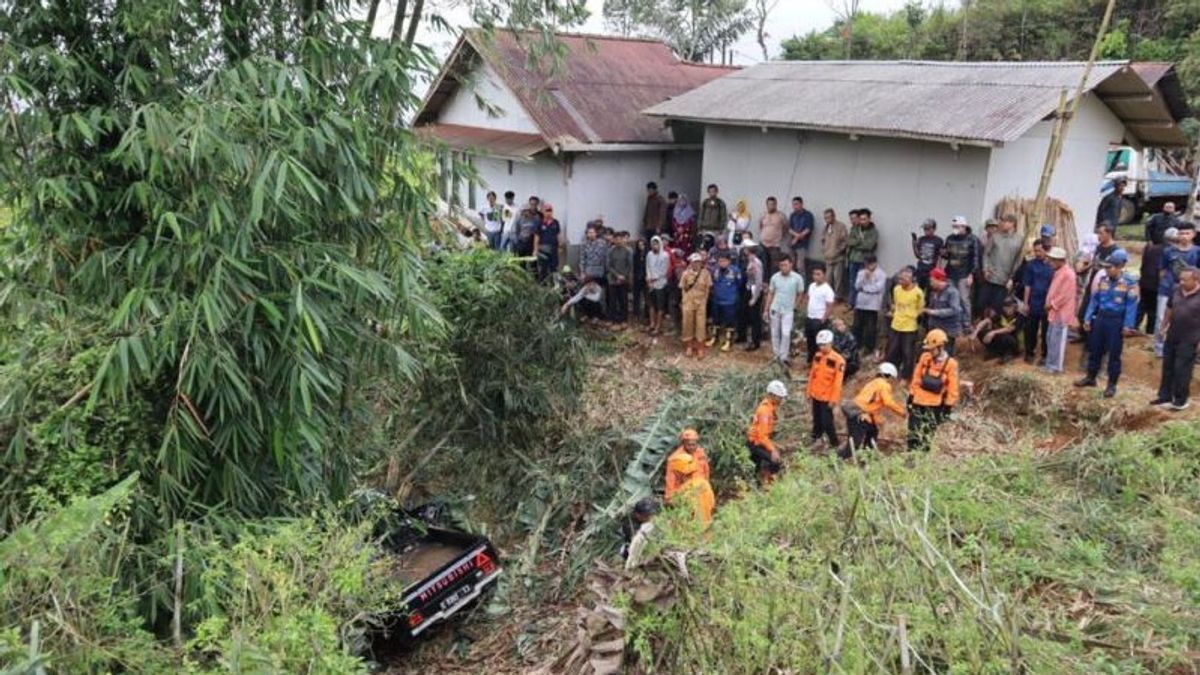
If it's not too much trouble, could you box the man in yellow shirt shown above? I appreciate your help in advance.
[885,268,924,379]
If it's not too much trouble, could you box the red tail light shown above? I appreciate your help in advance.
[407,612,424,628]
[475,551,496,575]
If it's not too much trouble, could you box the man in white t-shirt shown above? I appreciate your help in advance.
[479,191,502,250]
[498,190,519,253]
[803,266,837,364]
[762,257,804,366]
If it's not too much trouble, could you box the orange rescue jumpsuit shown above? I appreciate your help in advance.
[665,446,710,502]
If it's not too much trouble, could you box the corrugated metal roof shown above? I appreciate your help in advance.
[645,60,1189,147]
[415,124,547,160]
[414,30,736,148]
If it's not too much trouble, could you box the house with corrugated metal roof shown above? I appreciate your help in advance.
[644,60,1191,275]
[414,30,735,246]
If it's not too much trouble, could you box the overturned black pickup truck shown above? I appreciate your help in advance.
[369,500,502,644]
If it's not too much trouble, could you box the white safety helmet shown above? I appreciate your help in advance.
[766,380,789,399]
[816,330,834,346]
[878,362,899,379]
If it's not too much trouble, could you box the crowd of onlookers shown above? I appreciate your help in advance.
[466,181,1200,414]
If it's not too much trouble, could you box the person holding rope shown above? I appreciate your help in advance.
[907,329,960,452]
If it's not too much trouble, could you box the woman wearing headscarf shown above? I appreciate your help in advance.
[672,195,697,255]
[728,198,752,247]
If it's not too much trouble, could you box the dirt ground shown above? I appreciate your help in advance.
[387,308,1196,673]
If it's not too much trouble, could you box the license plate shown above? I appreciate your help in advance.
[439,585,474,611]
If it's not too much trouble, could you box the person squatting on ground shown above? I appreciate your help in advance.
[922,268,964,357]
[665,451,715,530]
[1075,249,1138,399]
[764,257,804,367]
[886,268,924,379]
[710,251,743,352]
[680,253,713,358]
[621,497,658,570]
[830,317,859,379]
[737,237,765,351]
[839,362,906,460]
[1152,266,1200,411]
[1043,246,1077,374]
[747,380,788,486]
[970,299,1024,362]
[803,266,836,364]
[852,255,886,354]
[907,329,960,453]
[665,428,711,502]
[807,330,846,452]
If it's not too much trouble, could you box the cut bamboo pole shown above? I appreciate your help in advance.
[1028,0,1119,237]
[1028,89,1069,238]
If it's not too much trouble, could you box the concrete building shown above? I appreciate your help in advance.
[645,60,1190,275]
[414,30,735,247]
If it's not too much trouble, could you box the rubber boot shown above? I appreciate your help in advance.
[721,329,733,352]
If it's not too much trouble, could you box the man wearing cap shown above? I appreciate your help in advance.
[747,380,788,485]
[1022,240,1054,364]
[1076,248,1139,398]
[941,217,978,328]
[665,452,715,530]
[1145,202,1181,246]
[1038,224,1057,248]
[1096,177,1128,229]
[922,268,964,356]
[737,237,765,351]
[981,214,1024,315]
[1156,222,1198,357]
[680,252,713,358]
[912,218,945,292]
[822,208,849,299]
[1043,246,1077,374]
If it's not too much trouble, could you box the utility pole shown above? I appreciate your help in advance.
[1028,0,1119,241]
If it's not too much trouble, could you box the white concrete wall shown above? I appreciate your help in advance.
[567,150,703,244]
[463,150,703,250]
[439,62,540,134]
[984,94,1128,241]
[700,125,990,276]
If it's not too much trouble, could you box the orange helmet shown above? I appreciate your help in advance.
[667,452,698,476]
[679,428,700,443]
[923,329,948,349]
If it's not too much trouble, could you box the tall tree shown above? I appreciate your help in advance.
[753,0,782,61]
[600,0,755,62]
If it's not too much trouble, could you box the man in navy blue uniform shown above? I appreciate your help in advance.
[1075,248,1139,398]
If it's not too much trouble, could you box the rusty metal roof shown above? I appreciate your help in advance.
[645,60,1190,148]
[414,30,736,149]
[415,124,547,160]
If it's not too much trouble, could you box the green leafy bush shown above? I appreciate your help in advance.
[629,423,1200,673]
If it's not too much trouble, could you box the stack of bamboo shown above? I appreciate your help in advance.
[993,196,1079,259]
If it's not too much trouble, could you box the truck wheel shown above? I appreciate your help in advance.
[1117,197,1137,225]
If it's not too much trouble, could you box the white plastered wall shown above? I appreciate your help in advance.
[983,94,1129,241]
[438,62,540,135]
[699,125,990,276]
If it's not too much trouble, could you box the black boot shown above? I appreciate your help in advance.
[1074,374,1097,387]
[1103,378,1118,398]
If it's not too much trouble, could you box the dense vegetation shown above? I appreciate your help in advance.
[783,0,1200,114]
[631,423,1200,672]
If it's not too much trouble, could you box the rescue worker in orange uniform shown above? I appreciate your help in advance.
[907,328,960,452]
[747,380,789,485]
[807,329,846,452]
[665,428,710,502]
[666,451,715,529]
[838,362,906,459]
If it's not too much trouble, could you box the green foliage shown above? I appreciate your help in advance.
[629,423,1200,672]
[601,0,754,61]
